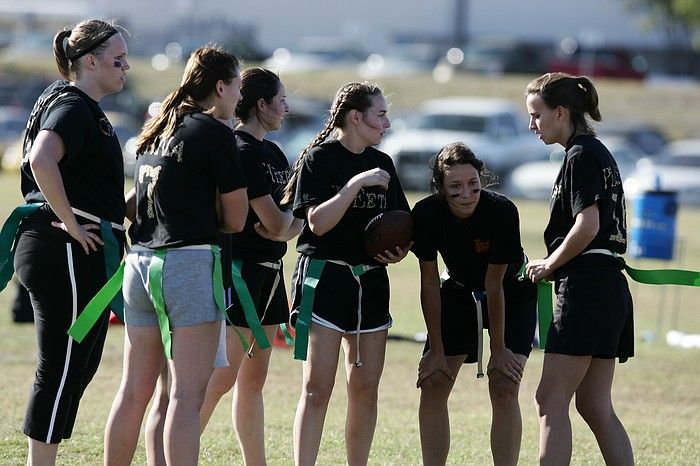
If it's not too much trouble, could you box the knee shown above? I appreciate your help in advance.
[419,373,453,402]
[208,368,236,398]
[488,372,519,405]
[348,379,380,405]
[534,386,553,417]
[575,396,612,426]
[120,382,157,408]
[302,379,335,408]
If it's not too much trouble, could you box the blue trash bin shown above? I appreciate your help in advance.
[629,190,678,260]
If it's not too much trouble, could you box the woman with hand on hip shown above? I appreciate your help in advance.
[525,72,634,465]
[199,67,303,464]
[283,82,411,466]
[10,19,130,465]
[103,45,248,466]
[412,142,536,466]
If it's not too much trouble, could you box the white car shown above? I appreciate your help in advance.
[624,139,700,206]
[379,97,548,190]
[507,136,643,200]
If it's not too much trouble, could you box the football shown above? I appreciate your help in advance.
[364,210,413,257]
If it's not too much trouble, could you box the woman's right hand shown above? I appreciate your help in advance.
[350,168,390,191]
[51,221,103,255]
[417,349,454,388]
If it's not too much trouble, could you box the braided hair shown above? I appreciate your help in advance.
[281,81,383,205]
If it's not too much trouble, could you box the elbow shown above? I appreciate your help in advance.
[307,221,328,236]
[221,219,245,234]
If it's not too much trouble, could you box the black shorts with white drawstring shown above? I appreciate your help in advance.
[289,254,392,334]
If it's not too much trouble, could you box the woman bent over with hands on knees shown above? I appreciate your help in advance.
[103,46,248,466]
[10,19,129,465]
[199,67,304,464]
[412,143,536,466]
[525,72,634,465]
[284,82,411,466]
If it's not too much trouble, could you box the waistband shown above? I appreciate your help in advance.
[130,244,213,252]
[71,207,125,231]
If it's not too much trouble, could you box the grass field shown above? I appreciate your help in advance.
[1,166,700,465]
[1,62,700,464]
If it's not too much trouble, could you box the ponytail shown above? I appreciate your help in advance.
[526,72,602,136]
[53,30,72,80]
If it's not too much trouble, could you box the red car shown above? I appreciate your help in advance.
[547,48,646,80]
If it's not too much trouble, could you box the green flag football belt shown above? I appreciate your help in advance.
[527,249,700,348]
[294,258,378,366]
[68,244,226,359]
[229,259,283,355]
[0,203,125,319]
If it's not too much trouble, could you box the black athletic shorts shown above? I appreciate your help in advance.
[290,254,391,333]
[547,255,634,361]
[424,278,537,364]
[225,260,289,327]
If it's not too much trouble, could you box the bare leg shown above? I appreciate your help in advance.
[535,353,591,466]
[104,325,164,466]
[489,354,527,466]
[145,364,169,466]
[26,438,59,466]
[163,321,219,466]
[232,325,278,466]
[293,325,342,466]
[418,355,465,466]
[575,358,634,465]
[341,330,387,466]
[200,326,243,433]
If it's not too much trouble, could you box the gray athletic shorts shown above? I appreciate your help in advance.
[123,246,228,367]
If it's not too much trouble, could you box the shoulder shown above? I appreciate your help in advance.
[412,194,442,217]
[481,189,518,214]
[567,134,611,162]
[184,113,234,141]
[235,130,259,155]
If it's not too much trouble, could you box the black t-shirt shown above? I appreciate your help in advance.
[227,130,291,262]
[544,134,627,256]
[411,190,525,291]
[129,112,247,248]
[20,80,125,223]
[293,140,410,266]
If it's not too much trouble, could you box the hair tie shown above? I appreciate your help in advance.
[577,81,587,93]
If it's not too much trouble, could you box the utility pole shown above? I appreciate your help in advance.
[453,0,469,47]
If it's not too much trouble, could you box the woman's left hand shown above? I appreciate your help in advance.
[487,347,524,383]
[374,242,413,264]
[525,258,552,282]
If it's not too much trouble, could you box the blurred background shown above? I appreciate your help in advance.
[1,0,700,197]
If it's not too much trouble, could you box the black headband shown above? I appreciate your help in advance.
[67,29,118,62]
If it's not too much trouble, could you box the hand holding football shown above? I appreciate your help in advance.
[364,210,413,257]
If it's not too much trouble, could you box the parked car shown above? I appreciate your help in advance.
[379,97,548,190]
[457,38,553,75]
[548,47,647,80]
[506,136,643,200]
[624,139,700,205]
[262,37,364,74]
[598,120,668,156]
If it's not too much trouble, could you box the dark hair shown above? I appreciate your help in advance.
[430,142,497,196]
[281,81,383,204]
[53,19,122,80]
[526,72,601,136]
[137,45,240,155]
[235,67,281,124]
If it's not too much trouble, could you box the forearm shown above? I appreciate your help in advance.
[307,180,361,235]
[420,282,444,353]
[546,218,598,271]
[485,282,506,350]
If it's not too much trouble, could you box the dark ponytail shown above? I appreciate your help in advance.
[525,72,602,135]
